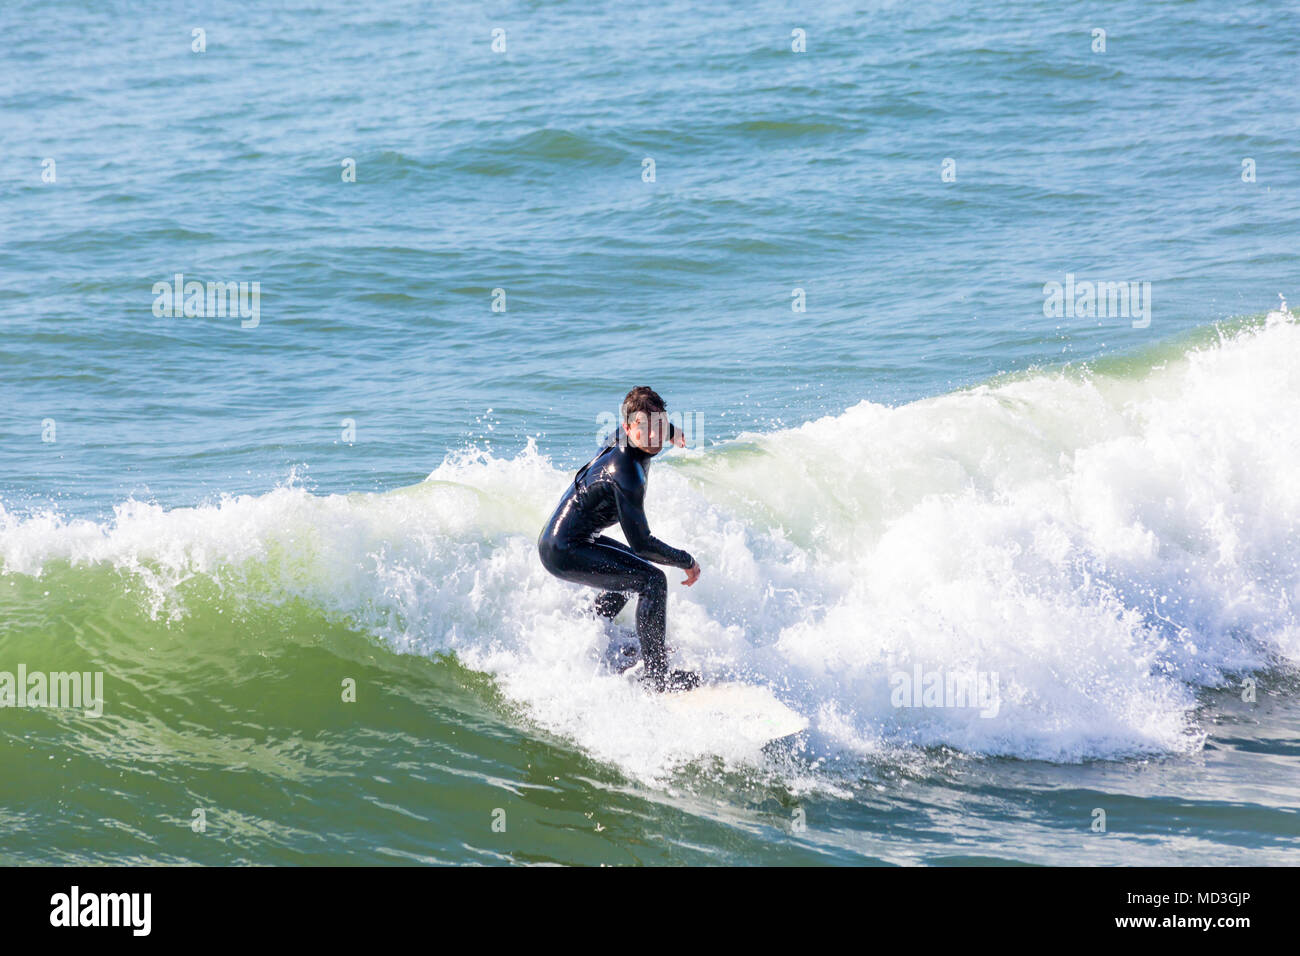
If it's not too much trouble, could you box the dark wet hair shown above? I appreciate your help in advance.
[621,386,667,423]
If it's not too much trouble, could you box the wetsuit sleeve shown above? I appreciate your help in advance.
[613,481,695,569]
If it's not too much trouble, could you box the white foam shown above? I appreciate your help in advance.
[3,313,1298,783]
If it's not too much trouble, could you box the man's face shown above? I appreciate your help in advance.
[623,410,666,454]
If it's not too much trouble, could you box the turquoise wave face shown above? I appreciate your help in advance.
[3,0,1300,864]
[4,315,1300,863]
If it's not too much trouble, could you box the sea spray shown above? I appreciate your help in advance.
[2,314,1298,779]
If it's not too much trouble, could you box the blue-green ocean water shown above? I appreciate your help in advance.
[1,0,1298,864]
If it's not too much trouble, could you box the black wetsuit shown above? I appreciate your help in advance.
[538,434,695,689]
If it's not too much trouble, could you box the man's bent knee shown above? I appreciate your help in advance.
[640,567,667,595]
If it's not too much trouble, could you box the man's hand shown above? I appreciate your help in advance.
[670,424,686,448]
[682,561,701,586]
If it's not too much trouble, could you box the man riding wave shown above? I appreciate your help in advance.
[537,386,701,691]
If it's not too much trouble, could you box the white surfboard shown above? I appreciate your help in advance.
[601,624,805,745]
[660,682,808,745]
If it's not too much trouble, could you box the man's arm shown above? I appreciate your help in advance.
[613,480,694,569]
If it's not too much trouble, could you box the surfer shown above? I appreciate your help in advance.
[538,386,702,692]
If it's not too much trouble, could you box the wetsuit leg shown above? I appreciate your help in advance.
[540,539,669,681]
[588,536,635,619]
[592,589,630,619]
